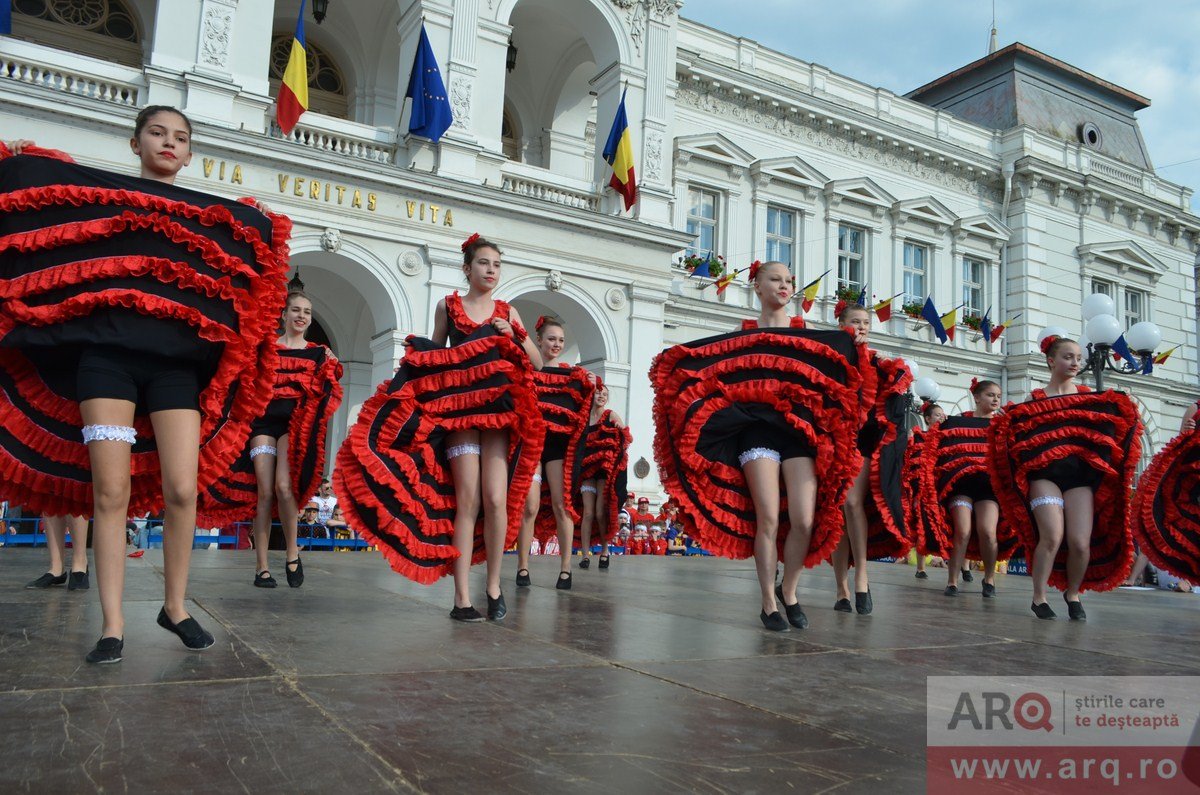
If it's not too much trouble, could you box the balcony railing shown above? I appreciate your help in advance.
[0,39,142,107]
[267,115,396,164]
[500,161,599,211]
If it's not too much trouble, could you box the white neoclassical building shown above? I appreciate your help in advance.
[1,0,1197,495]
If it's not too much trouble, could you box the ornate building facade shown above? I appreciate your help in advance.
[2,0,1197,495]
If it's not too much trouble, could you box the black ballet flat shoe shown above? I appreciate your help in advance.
[515,569,531,587]
[1031,602,1057,620]
[157,607,215,650]
[449,605,485,623]
[579,557,590,570]
[25,571,67,589]
[1064,594,1086,621]
[85,636,124,665]
[254,570,277,588]
[915,570,929,580]
[760,610,789,631]
[961,568,974,583]
[783,602,808,629]
[981,582,996,599]
[487,592,507,621]
[598,556,610,570]
[68,570,90,591]
[834,598,853,613]
[944,585,958,597]
[556,571,572,590]
[285,556,304,588]
[855,590,873,615]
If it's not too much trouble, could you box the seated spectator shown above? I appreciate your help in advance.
[312,479,338,525]
[325,505,350,539]
[629,497,656,526]
[298,503,327,539]
[649,527,668,555]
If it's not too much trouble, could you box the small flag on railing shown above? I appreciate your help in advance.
[990,313,1020,343]
[873,293,902,323]
[980,307,993,342]
[799,270,828,313]
[1154,345,1179,365]
[275,0,310,136]
[714,269,742,296]
[603,88,638,211]
[405,23,454,143]
[1111,334,1138,368]
[940,304,963,342]
[855,284,869,306]
[921,297,949,344]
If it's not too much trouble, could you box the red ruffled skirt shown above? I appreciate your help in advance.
[530,366,593,546]
[1133,429,1200,584]
[334,330,543,584]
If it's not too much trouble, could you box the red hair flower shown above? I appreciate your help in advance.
[535,315,547,332]
[834,298,848,319]
[1040,335,1059,355]
[969,376,979,391]
[747,260,762,282]
[460,232,481,253]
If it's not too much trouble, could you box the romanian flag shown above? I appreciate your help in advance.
[1154,345,1179,365]
[940,305,962,342]
[602,88,637,211]
[276,0,309,136]
[714,271,737,296]
[990,313,1020,343]
[799,270,828,313]
[873,293,901,323]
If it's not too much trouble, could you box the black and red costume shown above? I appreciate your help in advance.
[902,428,945,559]
[1132,402,1200,584]
[917,414,1018,561]
[577,409,632,547]
[854,352,914,561]
[987,386,1141,592]
[650,323,867,562]
[198,342,343,525]
[334,292,543,584]
[529,363,594,547]
[0,143,290,516]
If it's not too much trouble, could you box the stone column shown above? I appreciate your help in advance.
[626,284,668,493]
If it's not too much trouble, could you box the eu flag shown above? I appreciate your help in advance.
[405,24,453,143]
[921,297,949,344]
[0,1,11,36]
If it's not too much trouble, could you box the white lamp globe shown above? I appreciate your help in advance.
[1037,326,1070,347]
[903,358,920,380]
[1125,321,1162,354]
[914,376,940,401]
[1085,314,1122,347]
[1082,292,1116,321]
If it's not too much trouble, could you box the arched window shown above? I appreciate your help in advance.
[10,0,142,67]
[269,33,347,120]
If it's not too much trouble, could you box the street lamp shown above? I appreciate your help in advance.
[312,0,329,24]
[1071,293,1160,390]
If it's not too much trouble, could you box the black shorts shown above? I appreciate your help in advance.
[249,398,296,440]
[76,346,200,413]
[542,432,569,464]
[856,422,883,457]
[737,423,815,463]
[952,472,996,503]
[1030,458,1100,493]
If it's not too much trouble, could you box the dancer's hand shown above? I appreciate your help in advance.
[492,317,514,338]
[4,139,35,154]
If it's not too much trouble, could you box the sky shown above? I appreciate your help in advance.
[679,0,1200,212]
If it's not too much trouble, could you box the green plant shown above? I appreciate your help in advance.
[835,284,860,301]
[901,300,924,318]
[682,253,726,279]
[962,314,983,331]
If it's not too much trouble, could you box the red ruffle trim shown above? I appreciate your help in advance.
[531,366,595,542]
[1132,429,1200,583]
[987,390,1140,592]
[650,329,864,565]
[860,353,913,561]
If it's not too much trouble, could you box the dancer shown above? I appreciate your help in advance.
[198,289,343,588]
[516,316,593,589]
[1131,396,1200,588]
[920,379,1015,598]
[25,516,90,590]
[335,234,543,622]
[651,261,866,630]
[0,107,290,662]
[831,302,913,615]
[989,335,1141,620]
[576,375,631,570]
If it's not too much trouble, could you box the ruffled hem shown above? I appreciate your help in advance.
[987,390,1140,592]
[1132,429,1200,583]
[859,353,913,561]
[651,327,865,564]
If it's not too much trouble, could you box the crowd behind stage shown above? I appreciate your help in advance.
[0,483,711,558]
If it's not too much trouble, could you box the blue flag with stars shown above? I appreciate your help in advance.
[0,1,11,36]
[405,24,453,143]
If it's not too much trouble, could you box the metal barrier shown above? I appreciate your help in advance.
[0,518,372,551]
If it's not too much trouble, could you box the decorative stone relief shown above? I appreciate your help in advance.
[644,129,663,182]
[200,4,234,69]
[545,270,563,291]
[674,85,1002,202]
[320,227,342,253]
[398,251,424,276]
[605,287,628,311]
[628,2,647,57]
[649,0,680,20]
[450,76,472,131]
[611,0,639,8]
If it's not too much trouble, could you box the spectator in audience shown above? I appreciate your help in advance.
[649,527,668,555]
[312,479,337,525]
[298,503,326,540]
[25,515,91,590]
[630,497,655,526]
